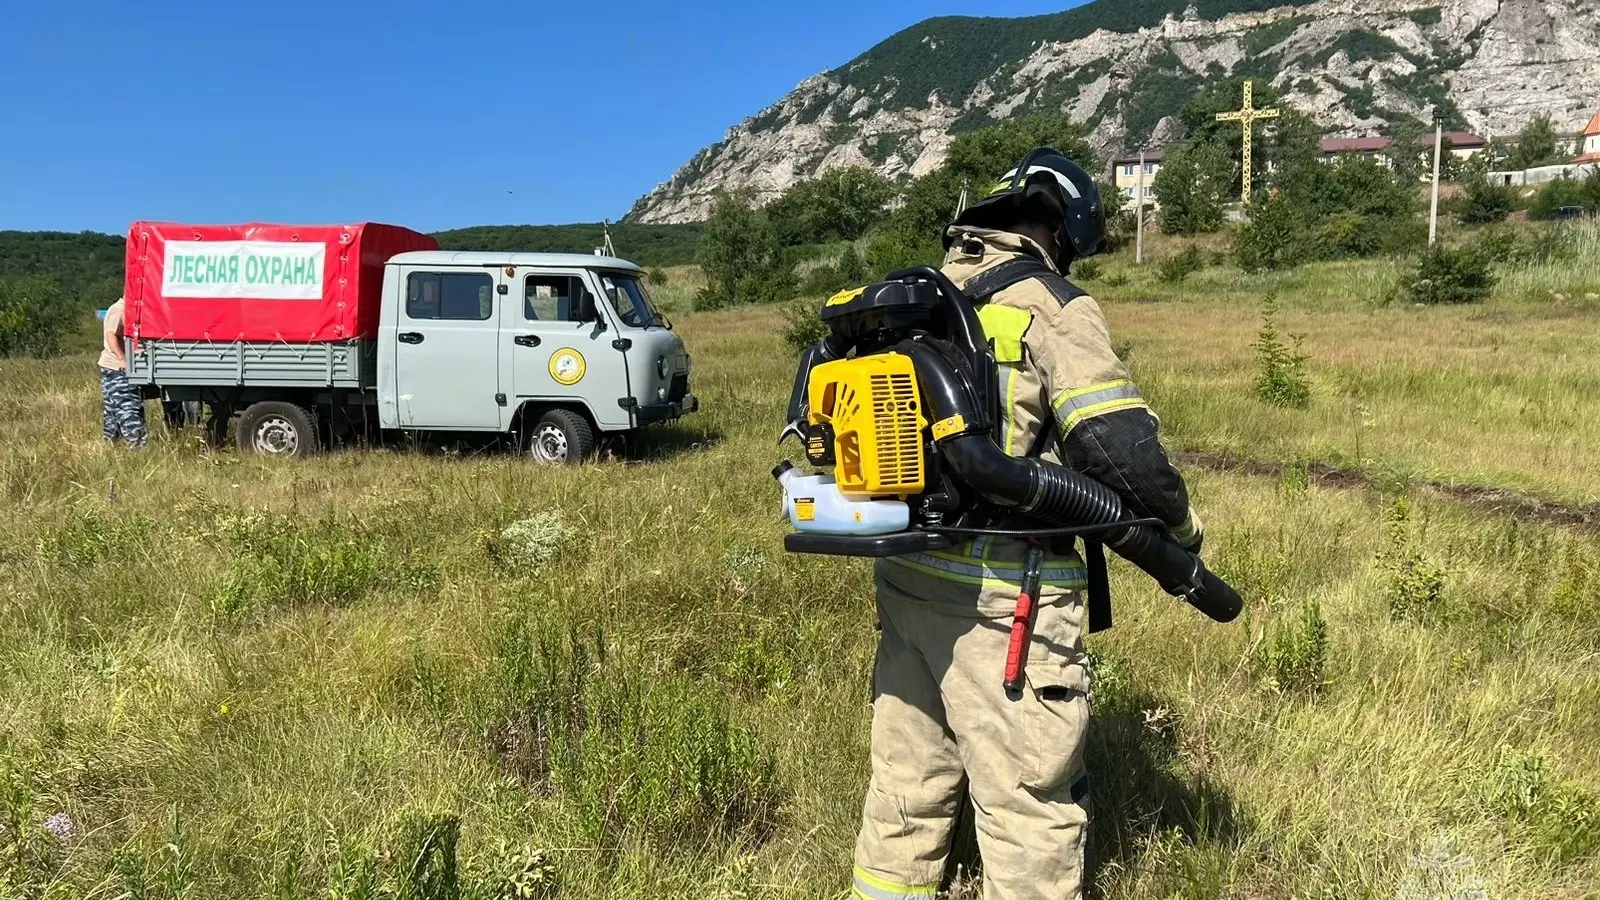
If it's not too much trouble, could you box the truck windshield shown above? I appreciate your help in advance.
[599,274,670,330]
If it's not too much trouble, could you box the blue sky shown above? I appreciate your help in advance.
[0,0,1084,234]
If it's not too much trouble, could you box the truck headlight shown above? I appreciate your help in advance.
[656,355,669,379]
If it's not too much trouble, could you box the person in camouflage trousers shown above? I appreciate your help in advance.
[100,298,147,447]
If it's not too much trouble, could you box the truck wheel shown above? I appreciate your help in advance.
[237,402,319,458]
[526,409,594,465]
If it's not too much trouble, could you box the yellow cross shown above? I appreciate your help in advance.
[1215,80,1280,204]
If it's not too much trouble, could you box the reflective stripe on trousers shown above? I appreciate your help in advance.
[1053,379,1146,433]
[853,867,938,900]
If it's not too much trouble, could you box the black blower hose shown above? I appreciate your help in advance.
[897,340,1243,624]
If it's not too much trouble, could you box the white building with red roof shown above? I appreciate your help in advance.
[1574,107,1600,164]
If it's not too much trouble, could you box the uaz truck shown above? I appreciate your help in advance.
[123,222,696,462]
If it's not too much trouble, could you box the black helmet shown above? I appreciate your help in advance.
[947,147,1106,263]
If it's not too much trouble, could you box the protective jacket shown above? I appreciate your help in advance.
[875,227,1200,623]
[855,227,1201,900]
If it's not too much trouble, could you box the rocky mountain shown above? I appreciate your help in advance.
[629,0,1600,223]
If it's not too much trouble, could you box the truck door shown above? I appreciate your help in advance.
[502,267,632,430]
[393,265,507,430]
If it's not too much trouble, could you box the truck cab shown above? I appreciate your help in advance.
[376,251,695,461]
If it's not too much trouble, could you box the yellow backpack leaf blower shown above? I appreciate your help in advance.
[775,267,1244,634]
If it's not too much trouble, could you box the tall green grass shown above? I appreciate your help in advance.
[1,245,1598,898]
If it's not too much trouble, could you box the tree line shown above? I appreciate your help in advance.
[692,112,1136,310]
[0,222,706,358]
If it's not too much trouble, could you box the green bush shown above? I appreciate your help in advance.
[864,224,943,275]
[1527,173,1600,220]
[1233,193,1306,272]
[1377,498,1447,622]
[1071,258,1102,281]
[1483,746,1600,865]
[694,190,798,310]
[1252,599,1330,696]
[1471,224,1574,268]
[207,511,432,619]
[1455,177,1518,225]
[1234,156,1420,271]
[0,276,77,358]
[491,619,784,844]
[1156,245,1206,283]
[1404,245,1495,305]
[800,245,868,296]
[766,167,893,247]
[1251,295,1311,408]
[781,297,829,353]
[1154,142,1231,236]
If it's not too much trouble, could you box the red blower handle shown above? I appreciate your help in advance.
[1003,545,1046,693]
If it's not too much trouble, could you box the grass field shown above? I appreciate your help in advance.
[1,230,1598,900]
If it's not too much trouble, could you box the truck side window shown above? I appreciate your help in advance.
[407,273,493,321]
[524,275,581,322]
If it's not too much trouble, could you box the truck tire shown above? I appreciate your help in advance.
[526,409,594,465]
[237,401,319,458]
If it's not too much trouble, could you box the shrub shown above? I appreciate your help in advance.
[1527,173,1600,220]
[1233,193,1306,272]
[37,508,153,569]
[491,619,784,844]
[781,297,829,352]
[1455,178,1518,225]
[1404,245,1495,305]
[1070,258,1102,281]
[766,167,893,247]
[800,245,868,296]
[392,813,461,900]
[864,224,943,275]
[695,190,798,310]
[1154,142,1231,236]
[1483,746,1600,865]
[483,512,573,573]
[1252,599,1329,696]
[1377,498,1446,622]
[1252,295,1311,408]
[0,276,77,359]
[1471,224,1574,269]
[208,511,427,619]
[1156,246,1206,284]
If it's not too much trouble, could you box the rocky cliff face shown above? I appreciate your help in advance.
[630,0,1600,223]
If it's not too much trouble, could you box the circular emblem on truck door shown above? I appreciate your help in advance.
[549,348,587,386]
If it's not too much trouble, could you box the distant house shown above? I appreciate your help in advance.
[1111,147,1165,210]
[1574,107,1600,164]
[1318,132,1488,164]
[1319,136,1393,161]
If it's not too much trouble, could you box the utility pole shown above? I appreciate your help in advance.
[1429,121,1443,246]
[956,178,971,216]
[1135,150,1146,266]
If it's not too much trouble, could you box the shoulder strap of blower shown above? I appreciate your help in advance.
[962,255,1088,309]
[962,255,1114,633]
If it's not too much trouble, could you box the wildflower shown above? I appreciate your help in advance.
[44,811,75,842]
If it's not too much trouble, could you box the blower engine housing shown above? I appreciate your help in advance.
[778,266,1243,625]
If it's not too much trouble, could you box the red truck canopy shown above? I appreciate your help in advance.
[125,222,439,343]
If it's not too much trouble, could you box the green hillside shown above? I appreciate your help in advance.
[825,0,1294,114]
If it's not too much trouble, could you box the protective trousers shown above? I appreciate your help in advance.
[100,367,148,447]
[854,563,1092,900]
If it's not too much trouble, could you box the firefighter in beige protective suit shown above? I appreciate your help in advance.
[852,149,1204,900]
